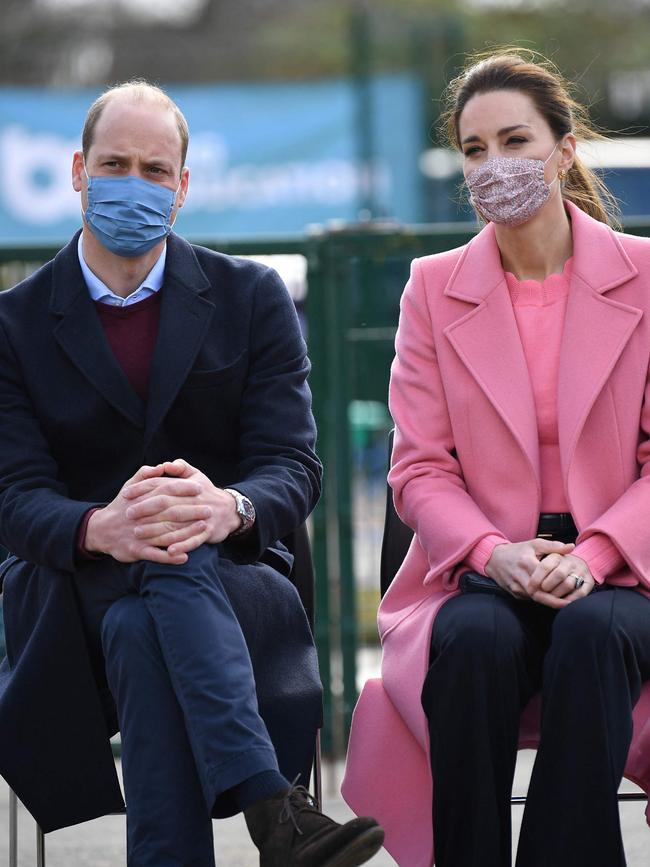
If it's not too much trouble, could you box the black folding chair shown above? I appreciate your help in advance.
[379,430,414,599]
[379,429,647,810]
[6,522,322,867]
[282,523,322,809]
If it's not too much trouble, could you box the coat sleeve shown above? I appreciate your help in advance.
[388,258,509,585]
[224,267,322,562]
[0,317,98,572]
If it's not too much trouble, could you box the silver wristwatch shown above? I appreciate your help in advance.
[223,488,256,536]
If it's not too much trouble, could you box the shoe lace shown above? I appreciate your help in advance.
[278,775,317,837]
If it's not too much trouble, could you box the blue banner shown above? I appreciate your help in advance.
[0,75,423,243]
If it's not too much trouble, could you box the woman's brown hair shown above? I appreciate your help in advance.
[440,49,620,228]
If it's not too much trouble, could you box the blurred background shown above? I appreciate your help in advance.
[3,0,650,760]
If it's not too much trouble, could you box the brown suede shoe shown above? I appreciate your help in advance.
[244,780,385,867]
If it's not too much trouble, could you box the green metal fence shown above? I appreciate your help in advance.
[305,221,476,755]
[3,216,650,754]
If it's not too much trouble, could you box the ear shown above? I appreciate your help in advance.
[559,133,577,173]
[72,150,85,193]
[176,165,189,209]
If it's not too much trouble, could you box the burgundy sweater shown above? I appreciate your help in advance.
[94,292,162,401]
[77,292,162,554]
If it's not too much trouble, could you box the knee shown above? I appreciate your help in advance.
[551,593,614,653]
[433,595,528,668]
[137,543,223,596]
[101,594,154,658]
[221,562,308,653]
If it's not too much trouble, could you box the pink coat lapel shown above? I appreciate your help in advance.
[558,206,641,500]
[443,223,540,490]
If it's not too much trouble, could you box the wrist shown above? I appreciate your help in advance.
[467,534,509,575]
[225,497,243,536]
[484,541,508,579]
[85,507,108,554]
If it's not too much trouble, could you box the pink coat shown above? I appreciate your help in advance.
[341,202,650,866]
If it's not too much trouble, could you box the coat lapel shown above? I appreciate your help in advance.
[557,203,641,474]
[50,233,145,428]
[144,233,215,443]
[443,222,541,484]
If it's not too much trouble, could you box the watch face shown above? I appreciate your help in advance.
[226,489,255,533]
[240,497,255,525]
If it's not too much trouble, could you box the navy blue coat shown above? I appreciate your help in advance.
[0,231,323,832]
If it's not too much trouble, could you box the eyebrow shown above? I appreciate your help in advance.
[95,151,174,167]
[461,124,532,146]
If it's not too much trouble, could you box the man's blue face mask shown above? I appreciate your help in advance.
[83,169,180,258]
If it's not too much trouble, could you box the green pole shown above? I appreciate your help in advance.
[327,238,358,744]
[305,232,334,755]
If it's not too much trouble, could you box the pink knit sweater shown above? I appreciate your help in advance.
[466,258,624,584]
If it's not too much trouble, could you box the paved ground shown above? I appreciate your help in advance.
[0,759,397,867]
[2,752,648,865]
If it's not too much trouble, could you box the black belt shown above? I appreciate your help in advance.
[536,512,578,541]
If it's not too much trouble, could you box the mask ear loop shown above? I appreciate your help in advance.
[168,177,182,222]
[80,161,92,225]
[541,142,565,191]
[543,142,559,167]
[81,160,94,200]
[172,169,186,212]
[545,140,572,187]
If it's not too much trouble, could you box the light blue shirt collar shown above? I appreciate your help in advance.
[77,234,166,307]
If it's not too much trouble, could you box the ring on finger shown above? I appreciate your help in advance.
[569,573,585,590]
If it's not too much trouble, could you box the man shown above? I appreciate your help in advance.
[0,81,383,866]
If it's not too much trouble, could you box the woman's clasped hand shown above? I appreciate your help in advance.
[484,539,595,607]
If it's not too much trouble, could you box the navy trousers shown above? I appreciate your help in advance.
[72,543,287,867]
[421,587,650,867]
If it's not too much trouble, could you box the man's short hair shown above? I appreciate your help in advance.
[82,79,189,172]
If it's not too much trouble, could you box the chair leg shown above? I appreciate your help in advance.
[313,729,323,810]
[8,788,46,867]
[511,793,647,806]
[9,787,17,867]
[36,821,46,867]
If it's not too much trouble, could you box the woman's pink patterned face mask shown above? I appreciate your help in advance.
[465,144,559,227]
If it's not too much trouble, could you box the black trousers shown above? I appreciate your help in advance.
[421,587,650,867]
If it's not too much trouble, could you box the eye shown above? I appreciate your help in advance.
[463,145,483,157]
[506,136,527,146]
[147,165,171,178]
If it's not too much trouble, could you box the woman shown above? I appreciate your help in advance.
[342,51,650,867]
